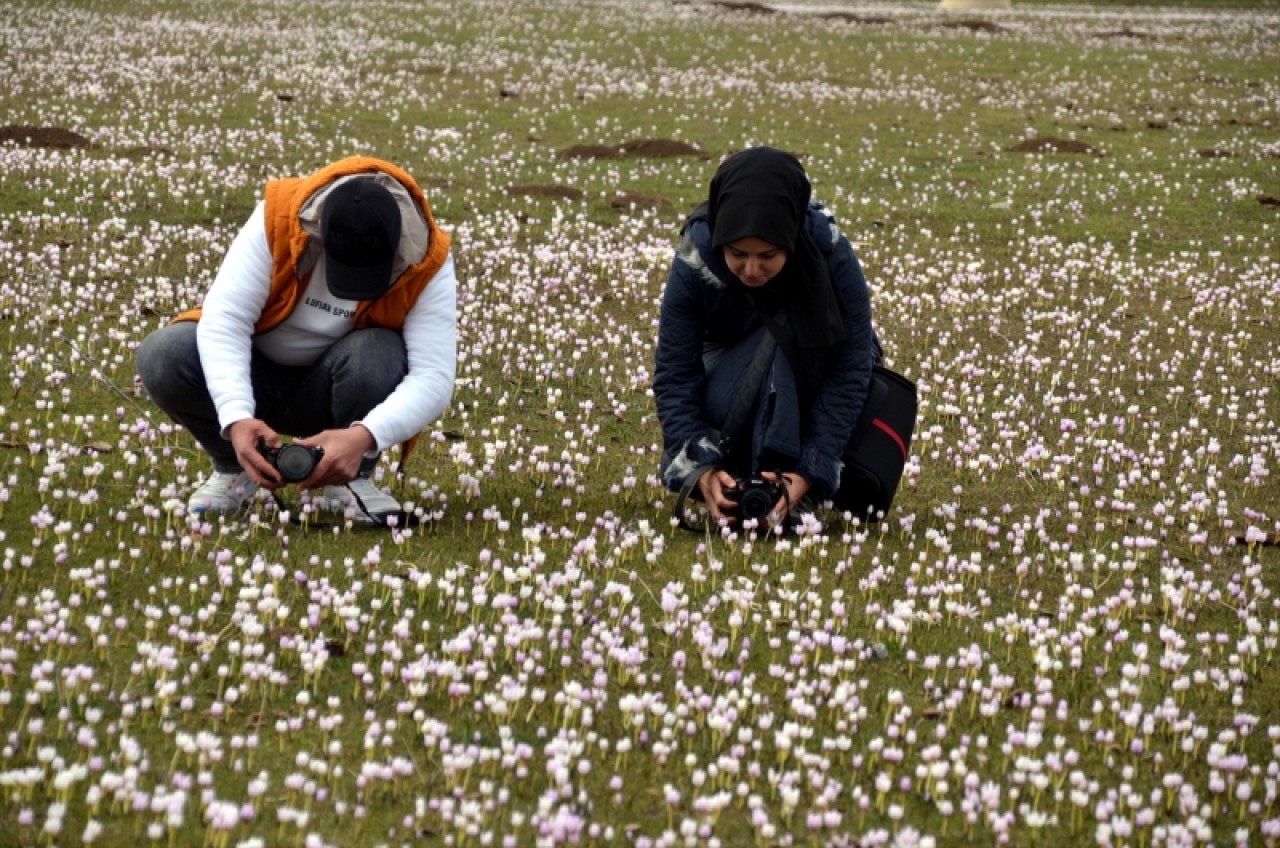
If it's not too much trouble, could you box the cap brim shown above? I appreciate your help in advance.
[324,254,394,301]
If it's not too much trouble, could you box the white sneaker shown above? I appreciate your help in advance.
[321,478,401,525]
[187,471,260,516]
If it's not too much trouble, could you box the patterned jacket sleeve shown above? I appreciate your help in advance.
[794,228,875,500]
[653,255,723,491]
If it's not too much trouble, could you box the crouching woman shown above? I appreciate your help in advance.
[653,146,881,529]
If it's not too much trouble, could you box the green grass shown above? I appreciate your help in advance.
[1,0,1278,846]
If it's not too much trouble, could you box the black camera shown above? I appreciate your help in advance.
[724,476,785,522]
[260,442,324,483]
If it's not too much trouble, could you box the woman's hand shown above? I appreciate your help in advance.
[697,467,742,526]
[761,471,810,523]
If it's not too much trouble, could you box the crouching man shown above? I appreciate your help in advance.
[137,156,457,524]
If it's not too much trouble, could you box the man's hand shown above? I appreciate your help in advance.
[697,467,741,526]
[229,418,284,488]
[761,471,810,523]
[293,425,377,490]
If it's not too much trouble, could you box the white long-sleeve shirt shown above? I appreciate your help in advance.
[196,202,457,451]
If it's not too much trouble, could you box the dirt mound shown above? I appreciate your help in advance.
[506,184,583,200]
[1095,27,1151,40]
[708,1,776,13]
[618,138,704,158]
[559,144,624,160]
[1197,148,1233,158]
[940,20,1007,34]
[610,191,669,211]
[1008,136,1098,155]
[557,138,704,160]
[819,12,891,24]
[0,125,92,149]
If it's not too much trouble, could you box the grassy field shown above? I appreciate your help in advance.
[1,1,1278,846]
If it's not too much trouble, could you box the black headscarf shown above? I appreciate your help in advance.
[706,147,846,350]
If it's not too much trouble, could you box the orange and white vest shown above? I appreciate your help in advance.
[176,156,450,330]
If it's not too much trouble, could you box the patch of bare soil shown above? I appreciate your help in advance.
[1197,148,1233,158]
[0,125,92,149]
[559,144,625,160]
[618,138,704,158]
[708,1,776,13]
[506,184,583,200]
[818,12,891,25]
[610,192,670,211]
[1095,27,1151,40]
[1259,195,1279,208]
[939,19,1006,34]
[558,138,705,161]
[1008,136,1099,155]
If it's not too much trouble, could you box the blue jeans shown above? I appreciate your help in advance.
[661,328,886,485]
[136,322,407,474]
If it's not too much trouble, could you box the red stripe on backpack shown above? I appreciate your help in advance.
[873,418,907,461]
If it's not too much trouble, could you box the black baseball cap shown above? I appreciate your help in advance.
[321,178,402,300]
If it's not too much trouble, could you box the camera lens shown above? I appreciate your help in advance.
[274,444,317,482]
[738,487,775,520]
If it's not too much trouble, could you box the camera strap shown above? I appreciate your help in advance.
[716,330,777,459]
[342,483,429,529]
[673,330,775,535]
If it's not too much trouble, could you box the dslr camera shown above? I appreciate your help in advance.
[723,475,785,522]
[260,442,324,483]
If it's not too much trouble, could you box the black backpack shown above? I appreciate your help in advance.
[831,366,917,521]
